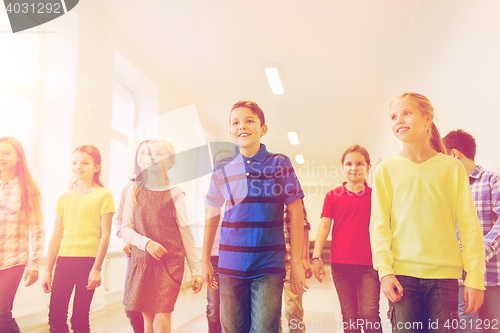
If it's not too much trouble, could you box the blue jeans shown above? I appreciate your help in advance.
[207,256,222,333]
[124,254,144,333]
[0,265,24,333]
[388,275,459,333]
[331,263,382,333]
[219,274,284,333]
[459,284,500,333]
[48,257,96,333]
[479,285,500,333]
[458,285,479,333]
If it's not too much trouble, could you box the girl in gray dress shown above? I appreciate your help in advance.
[121,139,203,333]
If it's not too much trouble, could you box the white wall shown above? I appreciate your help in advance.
[366,0,500,174]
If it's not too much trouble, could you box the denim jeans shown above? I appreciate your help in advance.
[219,274,284,333]
[459,284,500,333]
[458,285,479,333]
[388,275,459,333]
[0,265,24,333]
[48,257,96,333]
[207,256,222,333]
[331,263,382,333]
[478,285,500,333]
[124,254,144,333]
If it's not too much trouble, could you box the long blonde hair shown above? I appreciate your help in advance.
[390,92,446,153]
[0,137,43,223]
[133,139,176,203]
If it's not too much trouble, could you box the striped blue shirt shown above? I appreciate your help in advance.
[469,165,500,286]
[206,144,304,279]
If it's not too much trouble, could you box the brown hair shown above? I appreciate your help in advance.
[390,92,446,153]
[72,145,104,189]
[133,139,176,203]
[341,144,371,165]
[0,137,43,224]
[131,140,151,181]
[442,129,476,160]
[230,100,266,126]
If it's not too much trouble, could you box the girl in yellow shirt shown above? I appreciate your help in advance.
[370,93,485,332]
[42,145,115,333]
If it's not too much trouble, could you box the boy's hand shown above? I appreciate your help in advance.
[191,275,204,294]
[23,269,38,287]
[302,258,313,279]
[381,274,403,303]
[203,260,217,289]
[146,240,167,260]
[291,263,309,295]
[87,268,101,290]
[463,286,484,313]
[41,273,52,293]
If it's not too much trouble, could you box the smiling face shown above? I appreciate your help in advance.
[389,99,432,144]
[143,141,174,171]
[0,141,19,175]
[229,107,268,155]
[72,151,99,183]
[342,151,370,185]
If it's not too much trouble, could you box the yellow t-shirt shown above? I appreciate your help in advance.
[370,153,485,290]
[56,187,115,257]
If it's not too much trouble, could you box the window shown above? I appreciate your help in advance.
[111,81,135,135]
[0,12,39,160]
[108,80,136,240]
[0,89,35,157]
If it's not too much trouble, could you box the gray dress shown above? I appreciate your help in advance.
[125,188,185,313]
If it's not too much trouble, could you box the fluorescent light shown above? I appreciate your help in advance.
[295,154,305,164]
[264,68,284,95]
[288,132,299,145]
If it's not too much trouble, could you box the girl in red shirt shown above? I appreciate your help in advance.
[312,144,382,333]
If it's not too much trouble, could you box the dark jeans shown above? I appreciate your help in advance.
[388,275,459,333]
[331,263,382,333]
[48,257,96,333]
[219,274,284,333]
[124,254,144,333]
[0,265,24,333]
[207,256,222,333]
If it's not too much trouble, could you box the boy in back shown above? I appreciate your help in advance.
[202,100,308,333]
[443,129,500,333]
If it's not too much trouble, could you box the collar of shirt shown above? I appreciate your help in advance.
[340,181,372,195]
[0,177,19,188]
[232,144,268,165]
[469,165,484,180]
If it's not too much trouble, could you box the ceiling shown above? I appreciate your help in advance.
[95,0,500,178]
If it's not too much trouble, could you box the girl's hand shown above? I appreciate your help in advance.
[381,274,404,303]
[87,268,102,290]
[302,258,313,279]
[23,270,39,287]
[312,258,325,282]
[123,241,132,255]
[463,286,484,314]
[191,275,203,294]
[202,260,217,289]
[145,240,167,260]
[41,273,52,293]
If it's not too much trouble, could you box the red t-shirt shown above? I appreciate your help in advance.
[321,182,373,265]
